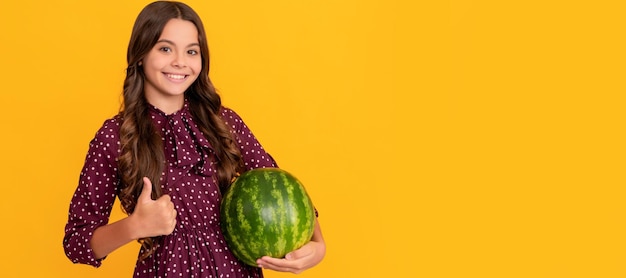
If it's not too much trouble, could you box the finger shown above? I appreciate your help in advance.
[256,257,300,274]
[284,249,302,261]
[284,243,314,261]
[138,177,153,202]
[168,201,177,219]
[155,195,174,212]
[258,256,293,267]
[158,194,172,203]
[165,219,177,235]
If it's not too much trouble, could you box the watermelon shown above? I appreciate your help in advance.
[220,167,316,267]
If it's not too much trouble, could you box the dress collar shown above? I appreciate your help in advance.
[148,99,189,118]
[148,99,217,177]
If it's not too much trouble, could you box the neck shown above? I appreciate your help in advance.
[146,95,184,115]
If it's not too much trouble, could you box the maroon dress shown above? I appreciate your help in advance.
[63,103,277,277]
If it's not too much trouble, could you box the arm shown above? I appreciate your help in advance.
[90,212,140,259]
[64,120,123,266]
[63,119,175,266]
[223,107,326,271]
[221,107,277,169]
[256,218,326,274]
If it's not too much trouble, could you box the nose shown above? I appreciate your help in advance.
[172,52,187,68]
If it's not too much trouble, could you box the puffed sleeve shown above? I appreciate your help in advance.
[220,107,277,170]
[63,118,121,267]
[220,108,319,217]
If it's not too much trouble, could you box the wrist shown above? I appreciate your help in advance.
[125,213,142,240]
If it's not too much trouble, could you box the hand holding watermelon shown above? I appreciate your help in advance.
[220,168,324,270]
[255,223,326,274]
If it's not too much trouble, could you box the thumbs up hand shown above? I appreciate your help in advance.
[130,177,177,238]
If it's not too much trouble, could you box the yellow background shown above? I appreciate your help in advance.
[0,0,625,277]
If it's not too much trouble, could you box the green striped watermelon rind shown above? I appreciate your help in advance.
[220,167,316,267]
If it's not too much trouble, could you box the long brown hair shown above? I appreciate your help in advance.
[118,1,243,259]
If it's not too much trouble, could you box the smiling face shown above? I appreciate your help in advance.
[142,18,202,112]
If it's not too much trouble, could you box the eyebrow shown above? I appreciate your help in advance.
[156,39,200,48]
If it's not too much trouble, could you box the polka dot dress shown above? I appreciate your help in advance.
[63,102,277,277]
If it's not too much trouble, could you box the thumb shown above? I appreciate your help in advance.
[138,177,154,202]
[284,242,316,261]
[285,248,305,261]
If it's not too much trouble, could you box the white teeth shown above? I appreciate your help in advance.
[166,74,186,80]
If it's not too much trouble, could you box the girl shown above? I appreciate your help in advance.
[63,1,325,277]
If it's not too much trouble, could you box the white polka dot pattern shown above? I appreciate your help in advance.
[63,103,277,277]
